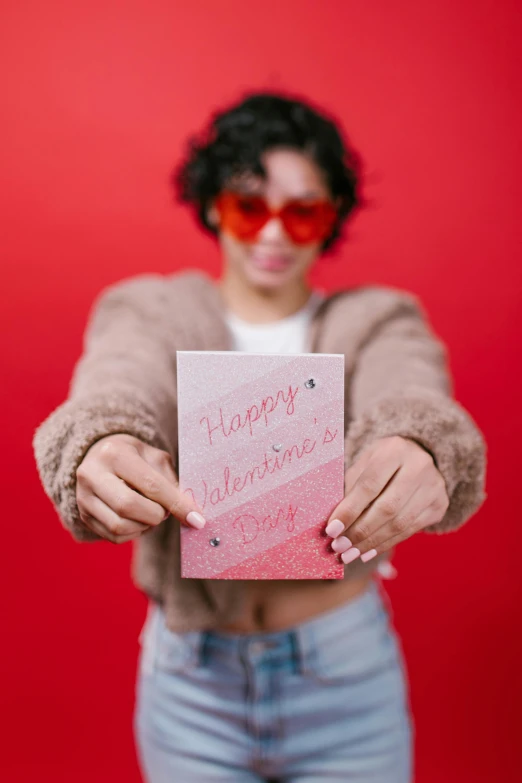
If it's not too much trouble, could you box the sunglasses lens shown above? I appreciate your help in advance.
[281,201,337,244]
[215,192,269,240]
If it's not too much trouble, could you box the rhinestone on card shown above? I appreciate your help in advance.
[305,378,316,389]
[209,537,220,547]
[272,443,283,452]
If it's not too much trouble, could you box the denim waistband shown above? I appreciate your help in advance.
[140,579,392,684]
[140,577,392,676]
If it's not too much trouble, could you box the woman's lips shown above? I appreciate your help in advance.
[250,254,293,272]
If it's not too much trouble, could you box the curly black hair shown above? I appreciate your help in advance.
[172,90,364,252]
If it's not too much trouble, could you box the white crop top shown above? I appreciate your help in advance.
[225,290,326,354]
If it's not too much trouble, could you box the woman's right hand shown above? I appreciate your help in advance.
[75,433,206,544]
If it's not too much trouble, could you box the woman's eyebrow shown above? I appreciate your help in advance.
[231,182,263,194]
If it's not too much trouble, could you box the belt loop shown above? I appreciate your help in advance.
[289,630,300,675]
[291,625,314,675]
[199,631,211,668]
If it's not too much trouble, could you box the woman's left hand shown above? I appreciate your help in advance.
[325,436,450,564]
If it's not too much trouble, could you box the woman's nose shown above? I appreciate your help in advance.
[258,215,289,242]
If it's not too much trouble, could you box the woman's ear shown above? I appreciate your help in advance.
[207,202,220,228]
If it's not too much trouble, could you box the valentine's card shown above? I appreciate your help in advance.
[176,351,345,579]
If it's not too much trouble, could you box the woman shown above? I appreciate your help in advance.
[33,91,487,782]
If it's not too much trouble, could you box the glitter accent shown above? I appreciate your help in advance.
[177,352,345,579]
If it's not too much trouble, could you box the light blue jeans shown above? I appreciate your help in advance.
[133,578,414,782]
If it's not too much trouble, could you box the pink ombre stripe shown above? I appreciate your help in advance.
[181,455,344,578]
[178,353,344,462]
[213,523,344,580]
[179,396,343,518]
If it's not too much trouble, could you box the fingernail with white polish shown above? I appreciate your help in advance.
[361,549,378,563]
[331,536,352,553]
[341,547,361,564]
[186,511,206,529]
[325,519,345,538]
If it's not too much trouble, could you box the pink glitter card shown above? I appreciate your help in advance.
[176,351,345,580]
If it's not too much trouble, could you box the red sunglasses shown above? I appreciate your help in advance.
[214,190,338,245]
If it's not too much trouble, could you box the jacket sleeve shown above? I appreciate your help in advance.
[344,290,487,534]
[32,275,178,542]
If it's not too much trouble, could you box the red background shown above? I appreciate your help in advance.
[2,1,521,781]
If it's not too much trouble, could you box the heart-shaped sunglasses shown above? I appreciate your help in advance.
[214,191,338,245]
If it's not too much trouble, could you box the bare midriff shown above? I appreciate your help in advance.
[215,572,375,633]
